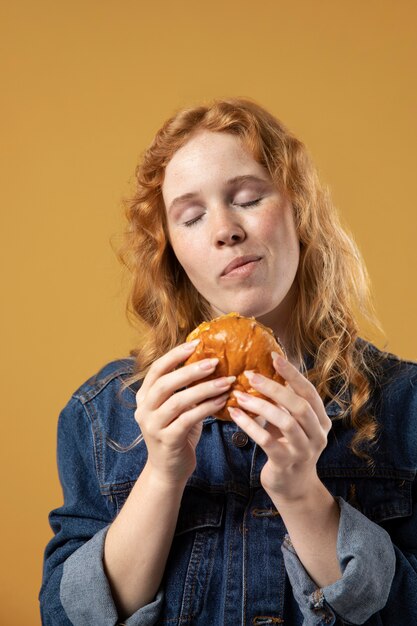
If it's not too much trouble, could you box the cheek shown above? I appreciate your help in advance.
[259,207,300,264]
[169,231,205,277]
[259,208,296,242]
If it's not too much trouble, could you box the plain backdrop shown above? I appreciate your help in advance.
[1,1,416,623]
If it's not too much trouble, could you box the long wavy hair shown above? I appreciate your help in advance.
[118,97,386,465]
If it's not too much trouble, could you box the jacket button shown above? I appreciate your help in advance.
[232,430,248,447]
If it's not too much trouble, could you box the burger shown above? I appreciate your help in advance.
[184,312,287,420]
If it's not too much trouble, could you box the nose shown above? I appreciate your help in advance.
[212,209,246,247]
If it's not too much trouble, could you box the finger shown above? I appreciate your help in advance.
[271,354,331,431]
[137,339,200,399]
[166,392,229,437]
[253,414,286,441]
[238,375,319,441]
[228,407,290,456]
[233,391,309,449]
[263,420,287,442]
[245,369,330,441]
[152,375,236,429]
[146,357,223,411]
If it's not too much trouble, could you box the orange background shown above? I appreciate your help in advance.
[1,1,416,623]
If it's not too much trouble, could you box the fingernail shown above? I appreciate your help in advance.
[233,390,250,402]
[273,354,287,367]
[213,375,236,388]
[244,370,264,384]
[199,358,219,371]
[183,339,200,351]
[228,407,242,418]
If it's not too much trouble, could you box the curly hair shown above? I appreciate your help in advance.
[118,97,386,465]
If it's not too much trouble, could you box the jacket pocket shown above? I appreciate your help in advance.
[105,481,136,516]
[318,467,414,523]
[157,487,224,625]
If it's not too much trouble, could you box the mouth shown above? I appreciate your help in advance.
[221,255,262,277]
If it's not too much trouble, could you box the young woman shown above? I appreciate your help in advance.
[40,98,417,625]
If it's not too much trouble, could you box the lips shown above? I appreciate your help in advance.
[221,255,262,276]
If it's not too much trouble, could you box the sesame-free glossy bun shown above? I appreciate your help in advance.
[184,312,286,421]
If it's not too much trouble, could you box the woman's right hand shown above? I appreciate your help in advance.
[135,340,234,486]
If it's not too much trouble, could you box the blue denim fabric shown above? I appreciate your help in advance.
[282,497,396,624]
[60,527,164,625]
[40,341,417,625]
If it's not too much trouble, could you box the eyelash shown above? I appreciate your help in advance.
[183,198,263,228]
[240,198,262,208]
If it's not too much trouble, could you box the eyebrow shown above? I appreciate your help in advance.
[167,174,270,214]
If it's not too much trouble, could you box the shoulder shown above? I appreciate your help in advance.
[57,357,140,436]
[57,357,140,434]
[69,357,139,405]
[57,357,143,464]
[357,339,417,419]
[357,337,417,389]
[357,339,417,464]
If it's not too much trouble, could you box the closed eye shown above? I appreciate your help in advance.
[183,198,263,227]
[238,198,263,208]
[184,215,204,227]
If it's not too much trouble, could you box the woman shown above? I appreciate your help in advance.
[40,98,417,625]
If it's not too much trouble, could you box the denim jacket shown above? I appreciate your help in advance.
[40,340,417,625]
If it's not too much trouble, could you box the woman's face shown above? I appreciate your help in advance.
[162,130,300,337]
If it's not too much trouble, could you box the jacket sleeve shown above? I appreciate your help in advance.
[281,495,417,625]
[39,396,164,626]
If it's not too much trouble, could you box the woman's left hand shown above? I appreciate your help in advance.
[229,353,333,503]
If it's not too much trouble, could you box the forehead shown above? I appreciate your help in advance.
[162,131,267,196]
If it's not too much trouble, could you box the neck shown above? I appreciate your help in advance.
[256,285,301,369]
